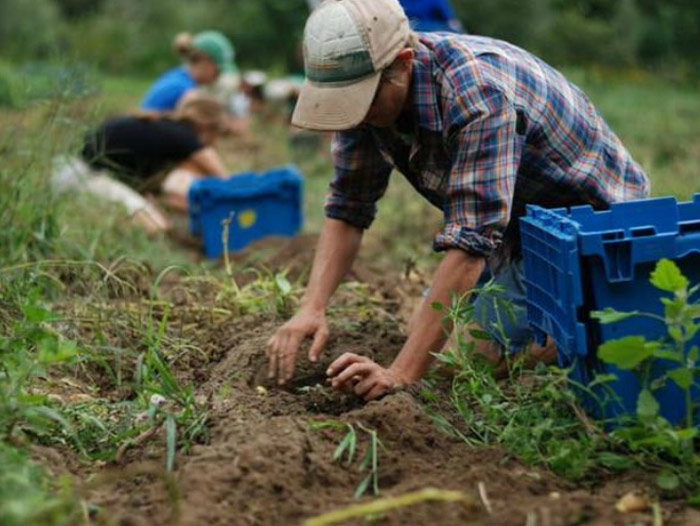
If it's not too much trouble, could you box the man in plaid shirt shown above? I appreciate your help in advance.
[267,0,649,400]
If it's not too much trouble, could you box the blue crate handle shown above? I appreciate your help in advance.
[570,195,700,281]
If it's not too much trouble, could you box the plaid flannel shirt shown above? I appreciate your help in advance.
[325,33,650,258]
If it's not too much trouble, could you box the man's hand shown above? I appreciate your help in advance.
[267,308,329,385]
[327,353,409,401]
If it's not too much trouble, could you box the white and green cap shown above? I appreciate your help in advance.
[192,30,237,74]
[292,0,410,131]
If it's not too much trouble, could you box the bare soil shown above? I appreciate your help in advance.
[37,241,700,526]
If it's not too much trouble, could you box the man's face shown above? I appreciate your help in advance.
[361,54,413,128]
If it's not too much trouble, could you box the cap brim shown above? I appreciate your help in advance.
[291,72,381,131]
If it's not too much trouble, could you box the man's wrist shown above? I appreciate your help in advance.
[300,296,326,314]
[387,364,416,386]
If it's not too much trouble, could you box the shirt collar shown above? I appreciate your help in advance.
[411,38,442,133]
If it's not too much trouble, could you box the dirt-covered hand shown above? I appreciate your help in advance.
[326,353,407,401]
[267,308,329,385]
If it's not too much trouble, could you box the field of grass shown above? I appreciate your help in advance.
[0,65,699,525]
[566,68,700,199]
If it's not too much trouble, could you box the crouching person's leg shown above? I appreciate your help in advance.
[87,174,171,236]
[51,157,170,236]
[160,161,206,212]
[445,258,557,376]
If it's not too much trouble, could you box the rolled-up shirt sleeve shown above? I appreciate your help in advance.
[433,85,523,257]
[324,128,393,229]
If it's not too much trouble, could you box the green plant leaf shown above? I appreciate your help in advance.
[587,373,618,388]
[165,415,176,472]
[661,296,685,321]
[39,338,77,364]
[598,337,655,369]
[591,308,638,324]
[275,274,292,295]
[656,470,680,491]
[674,428,698,441]
[630,433,675,450]
[650,259,688,293]
[596,452,635,471]
[688,304,700,319]
[685,323,700,342]
[358,448,372,471]
[77,412,109,434]
[308,420,344,431]
[668,368,694,390]
[690,346,699,363]
[652,349,683,363]
[431,302,444,311]
[432,352,456,365]
[333,432,354,465]
[22,304,50,323]
[668,326,684,343]
[354,474,372,499]
[689,493,700,507]
[637,389,659,419]
[468,329,492,341]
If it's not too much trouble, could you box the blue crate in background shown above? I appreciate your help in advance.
[520,194,700,425]
[188,165,303,259]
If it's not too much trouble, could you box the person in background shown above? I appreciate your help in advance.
[307,0,463,33]
[399,0,464,33]
[52,92,230,236]
[141,30,238,113]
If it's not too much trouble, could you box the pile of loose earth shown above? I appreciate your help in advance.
[21,241,697,526]
[47,313,694,526]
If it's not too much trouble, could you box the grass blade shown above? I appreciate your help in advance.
[165,415,176,472]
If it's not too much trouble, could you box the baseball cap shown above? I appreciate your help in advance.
[191,31,237,74]
[292,0,410,131]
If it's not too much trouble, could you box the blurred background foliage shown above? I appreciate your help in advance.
[0,0,698,77]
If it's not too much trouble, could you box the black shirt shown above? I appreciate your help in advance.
[81,117,203,184]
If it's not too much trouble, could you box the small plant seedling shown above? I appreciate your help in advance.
[309,421,384,498]
[354,423,382,499]
[333,423,357,467]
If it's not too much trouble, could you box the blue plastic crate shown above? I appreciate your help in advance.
[520,194,700,425]
[188,165,303,258]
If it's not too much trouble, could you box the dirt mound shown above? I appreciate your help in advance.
[77,314,700,526]
[39,227,699,526]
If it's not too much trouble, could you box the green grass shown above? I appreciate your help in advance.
[566,69,700,199]
[426,266,700,502]
[0,443,81,526]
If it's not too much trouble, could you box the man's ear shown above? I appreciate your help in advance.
[396,48,414,69]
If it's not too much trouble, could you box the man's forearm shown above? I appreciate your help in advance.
[389,249,485,382]
[302,218,363,312]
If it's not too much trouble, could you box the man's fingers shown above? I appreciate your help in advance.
[327,352,366,376]
[275,333,289,382]
[281,333,302,383]
[267,335,280,379]
[331,362,375,389]
[364,384,388,402]
[353,376,376,397]
[308,326,329,363]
